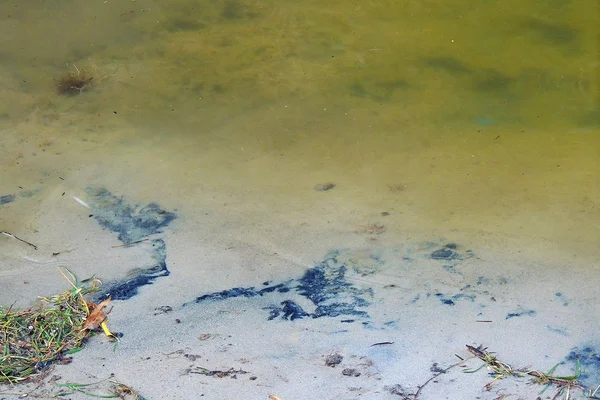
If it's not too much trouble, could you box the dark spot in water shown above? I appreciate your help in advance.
[522,18,578,45]
[196,287,263,301]
[221,0,243,19]
[0,194,16,205]
[194,283,288,303]
[565,344,600,387]
[385,384,412,397]
[473,69,512,92]
[314,182,336,192]
[19,189,38,198]
[220,0,259,20]
[476,277,489,285]
[166,17,206,32]
[349,80,410,102]
[433,292,475,306]
[422,57,471,75]
[186,251,372,321]
[267,300,309,321]
[83,188,177,300]
[546,325,568,336]
[325,353,343,367]
[342,368,361,377]
[85,187,176,243]
[297,261,371,318]
[505,309,536,319]
[350,82,368,98]
[431,244,458,260]
[579,110,600,128]
[94,239,170,301]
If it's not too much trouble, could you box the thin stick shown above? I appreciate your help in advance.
[111,238,148,248]
[0,391,63,399]
[1,231,38,250]
[414,355,475,399]
[370,341,394,347]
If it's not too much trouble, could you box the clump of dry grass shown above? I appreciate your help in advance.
[0,269,101,384]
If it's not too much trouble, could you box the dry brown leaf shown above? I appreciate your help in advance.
[83,297,112,330]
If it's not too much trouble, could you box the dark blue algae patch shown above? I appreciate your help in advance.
[434,292,476,306]
[415,274,501,308]
[93,239,170,301]
[428,243,473,274]
[0,194,16,205]
[565,344,600,388]
[505,309,536,319]
[266,300,310,321]
[297,261,371,318]
[19,189,39,198]
[430,243,459,260]
[546,325,569,336]
[195,283,289,302]
[82,188,177,301]
[185,250,373,321]
[85,187,176,243]
[555,292,569,306]
[0,189,40,206]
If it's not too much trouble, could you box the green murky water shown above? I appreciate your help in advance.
[1,0,599,260]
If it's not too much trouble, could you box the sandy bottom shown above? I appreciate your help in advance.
[1,151,599,399]
[1,1,599,397]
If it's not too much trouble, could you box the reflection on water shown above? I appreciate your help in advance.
[1,0,599,261]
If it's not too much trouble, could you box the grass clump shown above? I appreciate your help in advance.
[0,269,102,384]
[465,344,599,400]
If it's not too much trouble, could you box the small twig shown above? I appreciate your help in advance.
[0,391,63,399]
[51,249,74,256]
[414,355,474,399]
[370,341,394,347]
[111,238,148,248]
[1,231,38,250]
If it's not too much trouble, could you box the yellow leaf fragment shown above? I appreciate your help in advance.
[101,321,117,340]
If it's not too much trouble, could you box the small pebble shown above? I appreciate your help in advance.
[325,353,343,367]
[342,368,361,377]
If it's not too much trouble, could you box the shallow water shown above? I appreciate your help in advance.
[2,0,599,256]
[1,0,599,398]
